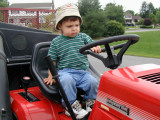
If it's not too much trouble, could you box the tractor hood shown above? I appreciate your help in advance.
[96,64,160,119]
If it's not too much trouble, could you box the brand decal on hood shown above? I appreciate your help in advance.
[107,97,130,115]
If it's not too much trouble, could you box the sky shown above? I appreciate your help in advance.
[8,0,160,13]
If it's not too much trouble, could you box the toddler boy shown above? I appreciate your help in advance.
[44,3,101,119]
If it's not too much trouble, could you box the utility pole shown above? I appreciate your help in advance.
[52,0,54,10]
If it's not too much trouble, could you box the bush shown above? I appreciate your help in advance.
[143,18,152,26]
[140,25,152,28]
[136,19,144,25]
[105,20,124,37]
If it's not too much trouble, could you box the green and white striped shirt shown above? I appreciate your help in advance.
[48,33,94,70]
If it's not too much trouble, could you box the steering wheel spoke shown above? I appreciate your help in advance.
[86,50,106,62]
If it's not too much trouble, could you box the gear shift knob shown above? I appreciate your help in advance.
[22,76,31,98]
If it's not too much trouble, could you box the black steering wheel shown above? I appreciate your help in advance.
[79,34,139,69]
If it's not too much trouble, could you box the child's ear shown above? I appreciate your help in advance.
[57,24,62,30]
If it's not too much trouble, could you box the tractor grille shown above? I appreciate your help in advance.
[138,72,160,84]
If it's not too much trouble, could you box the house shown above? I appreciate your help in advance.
[124,12,142,26]
[8,3,55,26]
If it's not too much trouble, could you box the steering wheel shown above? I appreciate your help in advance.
[79,34,139,69]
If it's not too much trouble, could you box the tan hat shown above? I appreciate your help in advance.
[55,4,82,30]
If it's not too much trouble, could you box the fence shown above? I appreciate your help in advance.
[0,7,56,32]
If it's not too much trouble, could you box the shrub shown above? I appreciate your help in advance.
[136,19,144,25]
[105,20,124,37]
[140,25,152,28]
[143,18,152,26]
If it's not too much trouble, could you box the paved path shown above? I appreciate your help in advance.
[125,28,160,33]
[88,54,160,75]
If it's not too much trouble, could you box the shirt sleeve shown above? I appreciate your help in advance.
[48,39,57,61]
[82,33,94,44]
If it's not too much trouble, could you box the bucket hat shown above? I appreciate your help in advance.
[55,4,82,30]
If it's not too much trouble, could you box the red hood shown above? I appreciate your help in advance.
[97,64,160,119]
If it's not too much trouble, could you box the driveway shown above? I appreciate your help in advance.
[88,54,160,75]
[125,28,160,33]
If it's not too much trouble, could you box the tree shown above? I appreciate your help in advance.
[0,0,8,22]
[126,10,134,16]
[0,0,8,7]
[78,0,101,16]
[81,10,106,38]
[140,1,156,19]
[140,1,148,18]
[149,13,156,23]
[148,2,155,14]
[78,0,105,38]
[155,10,160,23]
[104,3,125,24]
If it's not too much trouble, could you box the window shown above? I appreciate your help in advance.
[11,10,19,14]
[26,11,35,14]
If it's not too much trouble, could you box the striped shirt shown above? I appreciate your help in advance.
[48,33,94,70]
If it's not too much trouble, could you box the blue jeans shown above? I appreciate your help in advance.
[58,68,99,107]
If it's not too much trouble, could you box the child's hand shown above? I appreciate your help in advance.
[91,45,101,53]
[43,77,56,85]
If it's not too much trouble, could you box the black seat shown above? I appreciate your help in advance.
[31,41,61,102]
[31,41,101,103]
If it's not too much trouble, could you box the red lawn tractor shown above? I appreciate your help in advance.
[0,22,160,120]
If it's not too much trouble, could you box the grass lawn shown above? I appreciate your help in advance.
[97,31,160,58]
[125,31,160,58]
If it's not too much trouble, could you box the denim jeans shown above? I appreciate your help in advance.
[58,68,99,107]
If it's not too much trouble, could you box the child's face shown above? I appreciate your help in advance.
[58,19,80,38]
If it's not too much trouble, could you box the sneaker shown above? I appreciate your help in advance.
[86,99,95,112]
[65,100,88,119]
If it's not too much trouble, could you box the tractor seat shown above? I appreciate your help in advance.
[31,41,61,102]
[31,41,101,103]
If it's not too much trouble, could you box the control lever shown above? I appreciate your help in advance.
[21,76,31,98]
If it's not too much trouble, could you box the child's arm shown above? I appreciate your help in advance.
[43,61,56,85]
[91,45,101,53]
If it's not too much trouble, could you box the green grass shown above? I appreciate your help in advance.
[125,31,160,58]
[96,31,160,58]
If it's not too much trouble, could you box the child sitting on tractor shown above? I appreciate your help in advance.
[43,3,101,119]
